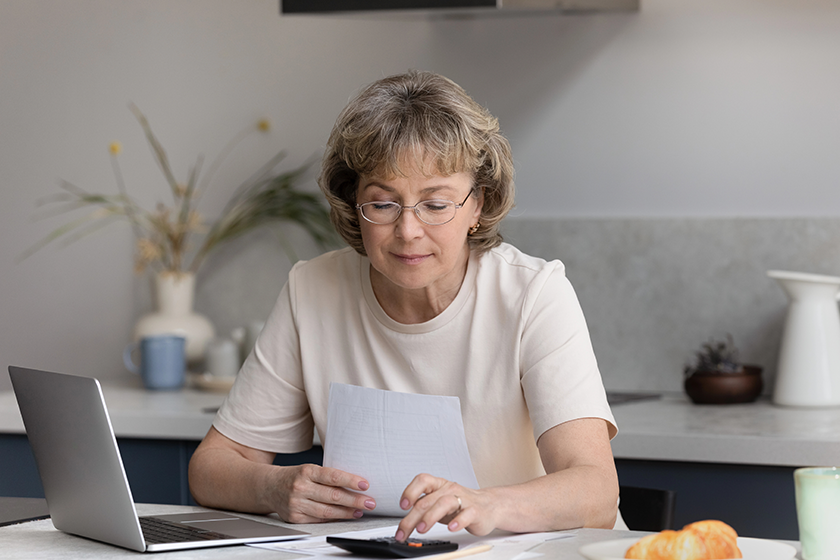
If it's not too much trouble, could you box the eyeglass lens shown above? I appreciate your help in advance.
[360,200,457,225]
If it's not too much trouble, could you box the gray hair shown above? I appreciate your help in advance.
[319,70,515,256]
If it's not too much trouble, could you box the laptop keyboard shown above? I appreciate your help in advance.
[140,516,230,544]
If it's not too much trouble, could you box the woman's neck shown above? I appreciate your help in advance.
[369,248,471,325]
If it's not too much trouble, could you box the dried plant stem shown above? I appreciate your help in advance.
[23,106,338,274]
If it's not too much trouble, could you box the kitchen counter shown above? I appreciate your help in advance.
[609,392,840,467]
[4,381,840,466]
[0,375,226,505]
[0,374,225,440]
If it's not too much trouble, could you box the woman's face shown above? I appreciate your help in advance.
[357,167,482,302]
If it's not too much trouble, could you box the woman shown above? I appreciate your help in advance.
[189,70,620,540]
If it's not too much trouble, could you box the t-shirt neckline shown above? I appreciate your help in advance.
[360,251,477,334]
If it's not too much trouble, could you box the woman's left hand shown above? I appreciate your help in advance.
[395,419,619,541]
[394,474,497,541]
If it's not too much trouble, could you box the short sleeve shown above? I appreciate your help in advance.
[519,262,617,441]
[212,275,315,454]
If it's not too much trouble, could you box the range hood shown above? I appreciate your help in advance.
[280,0,639,15]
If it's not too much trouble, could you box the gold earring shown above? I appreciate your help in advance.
[469,222,480,235]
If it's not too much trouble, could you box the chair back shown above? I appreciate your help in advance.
[619,485,677,531]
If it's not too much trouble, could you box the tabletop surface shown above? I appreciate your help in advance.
[0,502,802,560]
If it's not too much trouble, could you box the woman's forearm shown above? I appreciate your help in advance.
[188,443,279,514]
[483,464,618,533]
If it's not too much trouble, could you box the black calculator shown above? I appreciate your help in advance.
[326,536,458,557]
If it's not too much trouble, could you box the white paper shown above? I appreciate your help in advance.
[249,523,576,558]
[322,383,479,517]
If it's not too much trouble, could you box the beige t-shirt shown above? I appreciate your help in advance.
[214,243,617,489]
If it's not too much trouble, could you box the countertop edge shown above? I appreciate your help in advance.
[611,432,838,467]
[6,383,840,467]
[0,378,226,441]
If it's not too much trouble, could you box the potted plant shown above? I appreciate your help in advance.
[24,105,337,365]
[683,335,763,404]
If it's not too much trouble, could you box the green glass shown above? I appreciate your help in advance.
[795,467,840,560]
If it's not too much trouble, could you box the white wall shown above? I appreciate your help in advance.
[505,0,840,217]
[2,0,840,390]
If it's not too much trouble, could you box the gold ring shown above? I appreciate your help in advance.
[454,495,462,514]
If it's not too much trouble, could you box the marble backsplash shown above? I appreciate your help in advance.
[139,217,840,396]
[501,217,840,394]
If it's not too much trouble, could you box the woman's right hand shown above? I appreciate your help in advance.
[267,463,377,523]
[189,427,376,523]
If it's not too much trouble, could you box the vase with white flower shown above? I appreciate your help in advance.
[26,104,336,368]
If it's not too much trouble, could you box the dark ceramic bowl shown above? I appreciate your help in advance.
[684,365,763,404]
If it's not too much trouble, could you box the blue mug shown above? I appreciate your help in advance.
[123,335,186,390]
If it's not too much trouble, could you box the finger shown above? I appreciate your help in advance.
[285,483,371,523]
[399,473,445,511]
[300,499,367,522]
[308,464,371,492]
[396,492,461,541]
[445,496,473,532]
[441,494,462,525]
[307,480,377,513]
[416,493,463,533]
[285,505,365,524]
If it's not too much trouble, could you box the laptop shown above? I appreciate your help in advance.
[0,497,50,527]
[9,365,309,552]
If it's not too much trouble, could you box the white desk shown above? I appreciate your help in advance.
[0,503,650,560]
[0,504,803,559]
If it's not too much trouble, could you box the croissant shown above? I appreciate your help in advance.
[624,520,742,560]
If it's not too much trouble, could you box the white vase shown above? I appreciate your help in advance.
[768,270,840,407]
[133,272,215,367]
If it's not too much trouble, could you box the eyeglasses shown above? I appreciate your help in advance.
[356,191,473,226]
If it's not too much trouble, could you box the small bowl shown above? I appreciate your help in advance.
[684,365,763,404]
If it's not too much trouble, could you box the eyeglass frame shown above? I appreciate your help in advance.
[355,190,475,226]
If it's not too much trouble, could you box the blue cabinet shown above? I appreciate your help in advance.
[616,459,798,540]
[0,434,323,506]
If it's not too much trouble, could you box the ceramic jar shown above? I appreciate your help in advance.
[133,272,215,368]
[768,270,840,407]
